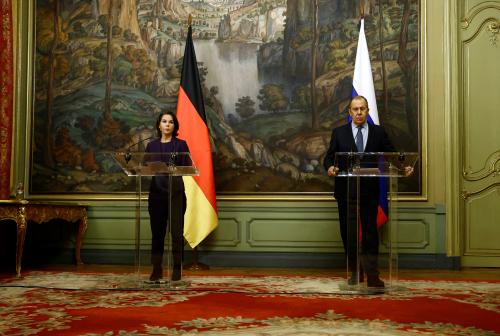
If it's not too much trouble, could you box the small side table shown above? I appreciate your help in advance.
[0,200,88,277]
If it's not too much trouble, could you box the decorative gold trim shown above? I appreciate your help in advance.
[463,151,500,181]
[12,1,34,197]
[487,21,499,46]
[216,192,422,202]
[461,1,500,45]
[23,0,35,194]
[461,190,470,200]
[23,192,427,202]
[19,1,427,203]
[462,2,500,26]
[462,18,470,29]
[463,18,500,46]
[462,18,498,42]
[420,0,429,203]
[461,13,500,182]
[462,183,500,200]
[445,0,461,256]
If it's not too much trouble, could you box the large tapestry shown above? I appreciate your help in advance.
[30,0,420,196]
[0,0,14,199]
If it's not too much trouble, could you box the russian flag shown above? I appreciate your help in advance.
[176,23,218,247]
[351,18,388,228]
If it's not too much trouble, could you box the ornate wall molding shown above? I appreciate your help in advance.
[462,1,500,27]
[487,20,499,45]
[463,152,500,181]
[458,1,500,266]
[461,2,500,46]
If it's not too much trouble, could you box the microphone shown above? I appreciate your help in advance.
[125,135,156,163]
[398,152,406,162]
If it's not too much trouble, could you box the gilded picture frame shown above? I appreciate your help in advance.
[19,0,426,201]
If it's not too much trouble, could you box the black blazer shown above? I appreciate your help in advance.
[323,123,395,199]
[145,137,190,197]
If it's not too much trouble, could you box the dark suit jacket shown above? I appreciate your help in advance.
[323,123,395,199]
[145,137,190,197]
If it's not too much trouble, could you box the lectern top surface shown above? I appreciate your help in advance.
[106,151,199,177]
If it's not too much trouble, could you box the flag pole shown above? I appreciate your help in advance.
[182,14,210,271]
[185,246,209,271]
[359,0,365,19]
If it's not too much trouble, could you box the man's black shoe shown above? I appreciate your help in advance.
[171,265,182,281]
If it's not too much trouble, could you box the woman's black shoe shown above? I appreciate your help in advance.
[149,265,163,282]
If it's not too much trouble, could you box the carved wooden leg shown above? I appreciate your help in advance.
[75,208,88,265]
[15,206,27,277]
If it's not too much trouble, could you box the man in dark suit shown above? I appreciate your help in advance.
[323,95,395,288]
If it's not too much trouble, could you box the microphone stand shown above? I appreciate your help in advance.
[125,135,155,163]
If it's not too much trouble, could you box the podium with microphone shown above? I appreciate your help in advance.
[107,149,198,288]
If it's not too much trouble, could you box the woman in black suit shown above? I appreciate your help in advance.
[146,111,190,282]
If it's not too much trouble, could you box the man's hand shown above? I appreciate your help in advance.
[327,166,339,177]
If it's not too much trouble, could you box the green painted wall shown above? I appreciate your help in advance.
[73,200,447,267]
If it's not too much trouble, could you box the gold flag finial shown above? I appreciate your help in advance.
[359,0,365,19]
[188,14,192,26]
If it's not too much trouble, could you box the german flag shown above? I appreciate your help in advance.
[176,23,218,248]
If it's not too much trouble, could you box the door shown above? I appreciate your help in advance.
[458,1,500,267]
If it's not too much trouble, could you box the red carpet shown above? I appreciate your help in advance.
[0,271,499,335]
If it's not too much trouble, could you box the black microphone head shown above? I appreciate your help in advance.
[398,152,405,162]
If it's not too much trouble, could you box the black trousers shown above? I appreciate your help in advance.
[148,191,186,266]
[337,193,379,275]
